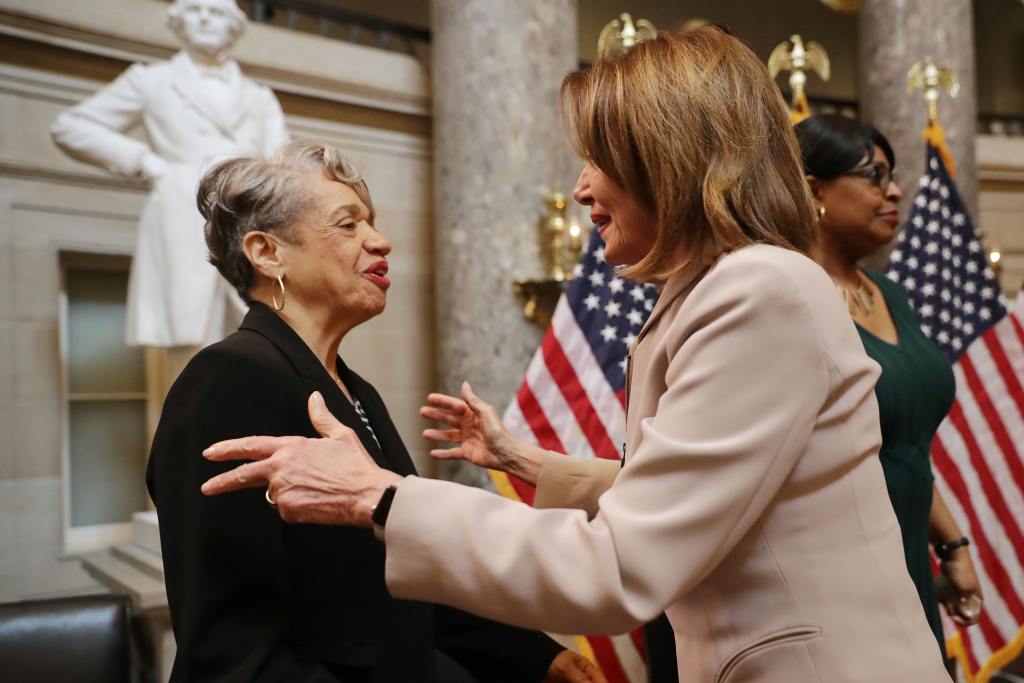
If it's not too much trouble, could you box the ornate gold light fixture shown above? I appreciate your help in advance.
[513,193,585,329]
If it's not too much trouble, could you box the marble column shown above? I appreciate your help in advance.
[431,0,579,484]
[859,0,978,241]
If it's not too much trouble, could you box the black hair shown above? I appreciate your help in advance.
[793,113,895,180]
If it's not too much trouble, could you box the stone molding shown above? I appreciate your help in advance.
[288,113,431,162]
[0,159,147,191]
[977,135,1024,183]
[0,0,430,116]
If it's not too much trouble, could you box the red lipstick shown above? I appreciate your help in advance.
[363,261,390,290]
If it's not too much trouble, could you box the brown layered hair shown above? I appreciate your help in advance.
[561,27,817,283]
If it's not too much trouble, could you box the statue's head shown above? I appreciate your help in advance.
[167,0,247,58]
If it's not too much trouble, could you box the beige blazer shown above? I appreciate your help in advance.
[385,244,950,682]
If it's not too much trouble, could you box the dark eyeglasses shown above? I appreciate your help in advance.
[844,162,896,190]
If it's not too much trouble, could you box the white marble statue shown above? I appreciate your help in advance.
[51,0,289,348]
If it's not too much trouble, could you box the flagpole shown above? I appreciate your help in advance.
[908,57,960,178]
[887,68,1024,682]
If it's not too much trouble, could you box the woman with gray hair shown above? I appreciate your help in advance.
[146,140,602,683]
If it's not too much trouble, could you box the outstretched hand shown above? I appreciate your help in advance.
[420,382,510,469]
[420,382,544,484]
[201,391,402,527]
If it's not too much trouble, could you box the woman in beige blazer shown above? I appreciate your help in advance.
[201,27,951,683]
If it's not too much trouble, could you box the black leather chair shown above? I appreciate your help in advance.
[0,593,135,683]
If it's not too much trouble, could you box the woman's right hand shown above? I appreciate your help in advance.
[420,382,544,485]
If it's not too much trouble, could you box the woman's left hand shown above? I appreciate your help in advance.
[543,650,609,683]
[201,391,402,527]
[938,549,984,626]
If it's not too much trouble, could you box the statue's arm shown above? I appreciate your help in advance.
[50,64,153,178]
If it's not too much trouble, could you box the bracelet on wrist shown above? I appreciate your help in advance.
[935,537,970,562]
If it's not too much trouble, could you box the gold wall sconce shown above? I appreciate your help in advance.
[989,246,1003,278]
[512,13,657,330]
[513,192,586,329]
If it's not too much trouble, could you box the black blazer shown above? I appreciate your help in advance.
[147,302,563,682]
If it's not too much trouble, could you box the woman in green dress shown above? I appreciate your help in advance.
[795,114,984,659]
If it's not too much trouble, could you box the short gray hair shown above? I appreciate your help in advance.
[167,0,247,48]
[198,140,375,299]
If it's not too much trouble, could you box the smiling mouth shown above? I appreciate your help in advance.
[363,262,390,290]
[592,215,611,232]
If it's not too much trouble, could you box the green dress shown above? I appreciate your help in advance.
[857,270,955,660]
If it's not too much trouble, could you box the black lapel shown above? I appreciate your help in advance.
[238,303,402,472]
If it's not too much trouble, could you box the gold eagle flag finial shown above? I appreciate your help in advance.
[907,57,960,177]
[597,13,657,61]
[768,34,831,124]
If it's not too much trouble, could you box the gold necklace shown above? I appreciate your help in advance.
[834,275,876,317]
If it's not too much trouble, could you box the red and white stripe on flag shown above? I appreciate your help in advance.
[887,141,1024,681]
[936,291,1024,682]
[491,298,647,683]
[491,228,659,683]
[491,228,657,682]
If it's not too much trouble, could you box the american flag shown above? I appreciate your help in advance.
[490,229,658,683]
[887,144,1024,681]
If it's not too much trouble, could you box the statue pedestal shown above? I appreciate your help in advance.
[80,512,174,683]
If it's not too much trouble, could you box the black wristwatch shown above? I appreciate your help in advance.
[371,484,399,541]
[935,537,970,562]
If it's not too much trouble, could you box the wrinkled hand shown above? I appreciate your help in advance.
[201,391,402,526]
[420,382,542,483]
[938,550,984,625]
[542,650,608,683]
[420,382,511,469]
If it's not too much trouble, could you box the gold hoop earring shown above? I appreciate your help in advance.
[272,274,286,311]
[817,205,826,222]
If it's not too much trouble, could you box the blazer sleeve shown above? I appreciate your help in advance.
[433,605,563,683]
[50,64,153,177]
[534,452,620,517]
[147,347,343,682]
[383,258,831,635]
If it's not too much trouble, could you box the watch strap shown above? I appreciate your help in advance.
[371,484,398,540]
